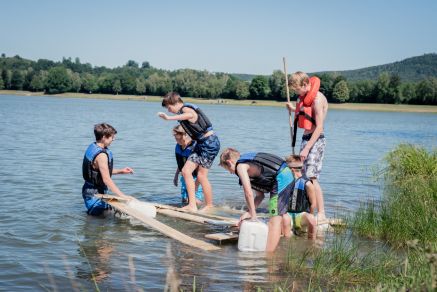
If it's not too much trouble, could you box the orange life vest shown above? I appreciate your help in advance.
[294,76,320,130]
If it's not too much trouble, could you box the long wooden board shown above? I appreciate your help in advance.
[157,208,238,226]
[98,195,220,251]
[154,203,239,222]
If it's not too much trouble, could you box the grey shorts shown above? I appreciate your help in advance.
[300,133,326,179]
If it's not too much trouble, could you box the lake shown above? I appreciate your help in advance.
[0,94,436,290]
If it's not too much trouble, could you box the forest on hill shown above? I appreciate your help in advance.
[1,53,436,105]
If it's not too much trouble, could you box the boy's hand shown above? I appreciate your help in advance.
[300,148,309,162]
[121,167,134,174]
[238,212,257,227]
[285,102,295,112]
[157,112,169,120]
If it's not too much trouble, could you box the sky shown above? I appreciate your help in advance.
[2,0,437,75]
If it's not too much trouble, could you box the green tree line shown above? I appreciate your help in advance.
[1,54,436,105]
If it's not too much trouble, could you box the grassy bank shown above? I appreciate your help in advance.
[270,144,437,291]
[2,90,437,113]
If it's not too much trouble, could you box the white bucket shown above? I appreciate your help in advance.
[127,200,157,218]
[238,220,269,252]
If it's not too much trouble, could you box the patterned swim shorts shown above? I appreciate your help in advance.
[188,134,220,169]
[300,133,326,179]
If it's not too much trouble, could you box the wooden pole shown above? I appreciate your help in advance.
[283,57,294,149]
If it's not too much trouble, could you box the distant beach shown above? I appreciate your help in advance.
[2,90,437,113]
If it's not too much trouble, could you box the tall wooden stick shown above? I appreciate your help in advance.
[283,57,294,149]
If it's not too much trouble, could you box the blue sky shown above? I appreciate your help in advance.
[2,0,437,75]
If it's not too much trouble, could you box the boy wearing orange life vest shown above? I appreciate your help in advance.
[286,72,328,223]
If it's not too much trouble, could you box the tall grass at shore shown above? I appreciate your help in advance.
[269,144,437,291]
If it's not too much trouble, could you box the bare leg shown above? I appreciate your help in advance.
[302,213,316,240]
[311,178,326,222]
[266,216,283,252]
[197,166,213,212]
[181,161,199,212]
[282,214,292,238]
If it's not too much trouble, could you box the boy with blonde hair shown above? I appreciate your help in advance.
[172,125,203,206]
[158,92,220,212]
[219,147,294,252]
[283,155,317,239]
[286,71,328,223]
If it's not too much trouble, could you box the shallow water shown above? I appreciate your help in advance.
[0,94,436,290]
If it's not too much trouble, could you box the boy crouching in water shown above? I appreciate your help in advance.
[82,123,134,215]
[283,155,317,239]
[172,125,204,206]
[219,148,294,252]
[158,92,220,212]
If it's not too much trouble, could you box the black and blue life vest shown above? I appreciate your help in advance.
[235,152,286,193]
[178,103,213,140]
[288,177,311,213]
[82,143,113,188]
[175,141,198,175]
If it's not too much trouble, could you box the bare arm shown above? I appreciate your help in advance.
[158,107,197,122]
[173,168,180,186]
[95,153,130,199]
[236,163,258,220]
[305,181,317,215]
[112,167,134,175]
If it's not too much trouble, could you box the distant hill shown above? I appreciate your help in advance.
[315,53,437,82]
[232,53,437,82]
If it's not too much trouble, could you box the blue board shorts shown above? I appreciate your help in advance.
[188,134,220,169]
[82,182,109,216]
[180,175,204,203]
[268,165,294,217]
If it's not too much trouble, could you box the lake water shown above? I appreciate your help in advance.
[0,94,436,290]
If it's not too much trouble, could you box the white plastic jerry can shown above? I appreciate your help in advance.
[127,200,157,218]
[238,220,269,252]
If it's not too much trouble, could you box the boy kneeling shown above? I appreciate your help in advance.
[219,148,294,252]
[283,155,317,239]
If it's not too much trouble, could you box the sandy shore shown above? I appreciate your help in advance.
[1,90,437,113]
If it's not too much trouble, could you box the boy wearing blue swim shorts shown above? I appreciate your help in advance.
[219,148,295,252]
[172,125,204,206]
[158,92,220,212]
[82,123,134,215]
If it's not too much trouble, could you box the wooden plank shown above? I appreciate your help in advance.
[157,208,238,226]
[205,232,239,244]
[101,198,220,251]
[154,203,239,222]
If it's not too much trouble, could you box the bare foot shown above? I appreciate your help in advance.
[181,204,198,212]
[199,205,214,213]
[316,213,328,225]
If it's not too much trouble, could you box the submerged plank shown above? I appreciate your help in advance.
[205,232,239,244]
[99,196,220,251]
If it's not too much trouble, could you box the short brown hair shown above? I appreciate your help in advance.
[162,92,183,107]
[285,154,303,169]
[94,123,117,141]
[219,148,240,167]
[288,71,309,90]
[172,125,186,136]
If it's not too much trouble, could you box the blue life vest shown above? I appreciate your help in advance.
[236,152,286,193]
[178,103,213,140]
[82,143,113,188]
[175,141,198,175]
[288,177,311,213]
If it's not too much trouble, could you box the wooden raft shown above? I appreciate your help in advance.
[98,195,220,251]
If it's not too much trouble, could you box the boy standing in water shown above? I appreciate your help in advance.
[283,155,317,239]
[158,92,220,212]
[219,148,294,252]
[286,72,328,223]
[82,123,134,215]
[172,125,204,206]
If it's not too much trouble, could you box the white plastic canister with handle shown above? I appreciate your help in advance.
[238,220,269,252]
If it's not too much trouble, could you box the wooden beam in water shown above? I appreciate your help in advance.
[99,196,220,251]
[154,203,239,222]
[156,208,238,226]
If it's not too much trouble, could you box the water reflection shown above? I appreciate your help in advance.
[76,216,114,283]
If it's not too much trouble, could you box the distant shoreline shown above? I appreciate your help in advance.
[1,90,437,113]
